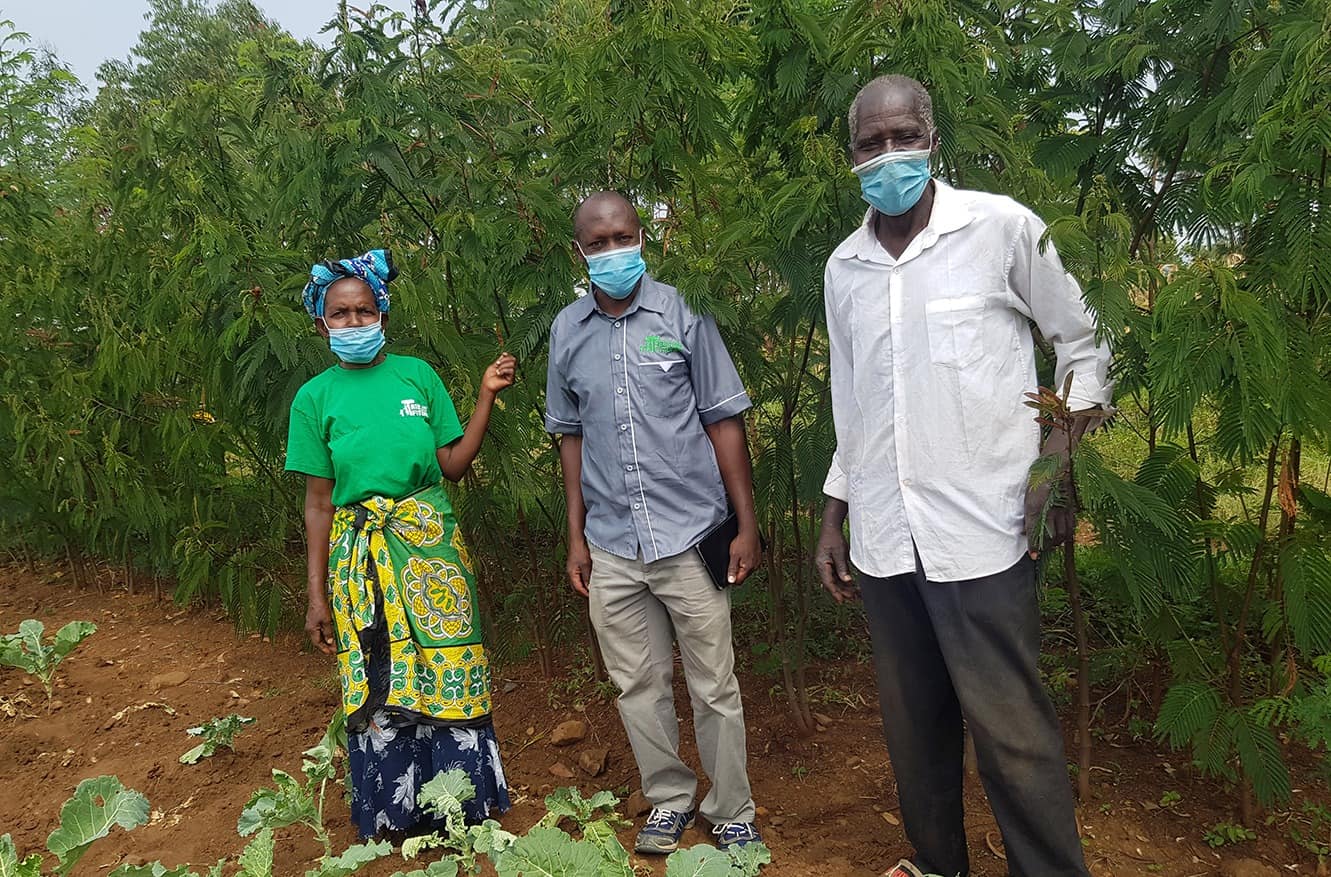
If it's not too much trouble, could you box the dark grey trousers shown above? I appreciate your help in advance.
[859,554,1089,877]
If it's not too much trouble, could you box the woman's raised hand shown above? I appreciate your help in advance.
[482,352,518,396]
[483,353,518,395]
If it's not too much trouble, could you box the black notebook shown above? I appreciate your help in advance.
[695,512,765,590]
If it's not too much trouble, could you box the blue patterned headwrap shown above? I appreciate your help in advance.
[302,249,397,319]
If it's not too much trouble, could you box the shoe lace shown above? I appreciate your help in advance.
[711,822,756,841]
[644,808,679,830]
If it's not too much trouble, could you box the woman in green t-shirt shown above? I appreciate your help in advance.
[285,249,516,841]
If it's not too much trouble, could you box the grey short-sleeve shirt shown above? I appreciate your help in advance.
[545,275,752,562]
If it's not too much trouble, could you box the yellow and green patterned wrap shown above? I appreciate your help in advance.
[328,484,490,724]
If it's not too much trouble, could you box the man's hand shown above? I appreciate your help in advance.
[567,538,593,597]
[815,526,857,604]
[1025,409,1111,557]
[305,593,336,655]
[727,527,762,585]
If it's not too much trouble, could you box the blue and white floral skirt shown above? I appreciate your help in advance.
[348,710,511,839]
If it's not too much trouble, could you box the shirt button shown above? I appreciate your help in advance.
[620,424,628,431]
[614,353,622,361]
[626,465,634,472]
[893,267,901,276]
[614,320,622,328]
[903,478,912,486]
[633,503,641,510]
[616,387,624,395]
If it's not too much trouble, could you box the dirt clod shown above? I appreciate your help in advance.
[150,670,189,689]
[550,719,587,746]
[1220,860,1280,877]
[625,790,652,818]
[578,747,608,777]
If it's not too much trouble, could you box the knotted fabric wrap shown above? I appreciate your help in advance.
[303,249,398,318]
[328,484,491,728]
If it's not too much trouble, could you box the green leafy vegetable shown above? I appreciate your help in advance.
[110,861,225,877]
[236,827,275,877]
[0,620,96,705]
[238,770,320,839]
[180,714,255,764]
[491,826,607,877]
[389,862,459,877]
[664,846,734,877]
[305,839,392,877]
[539,788,624,831]
[45,776,149,876]
[468,820,519,861]
[724,843,773,876]
[0,834,42,877]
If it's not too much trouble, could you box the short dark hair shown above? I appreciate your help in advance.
[573,191,640,239]
[848,75,934,144]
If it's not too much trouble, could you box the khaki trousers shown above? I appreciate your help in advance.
[588,545,755,824]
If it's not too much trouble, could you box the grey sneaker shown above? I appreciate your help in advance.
[634,807,696,854]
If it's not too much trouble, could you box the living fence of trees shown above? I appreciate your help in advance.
[1,0,1329,827]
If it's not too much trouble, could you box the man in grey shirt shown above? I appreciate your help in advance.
[545,191,762,854]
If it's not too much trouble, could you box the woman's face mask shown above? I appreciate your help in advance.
[327,316,386,364]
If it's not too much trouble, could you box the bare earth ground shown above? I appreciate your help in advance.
[0,562,1322,877]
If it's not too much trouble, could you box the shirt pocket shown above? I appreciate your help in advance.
[633,359,691,418]
[925,295,987,370]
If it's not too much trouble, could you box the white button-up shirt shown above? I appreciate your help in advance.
[823,182,1112,581]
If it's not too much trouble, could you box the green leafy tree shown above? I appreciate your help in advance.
[3,0,1330,831]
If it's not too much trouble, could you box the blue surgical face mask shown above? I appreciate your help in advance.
[579,232,647,300]
[327,316,386,364]
[853,148,932,216]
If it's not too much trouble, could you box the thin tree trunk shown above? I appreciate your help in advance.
[1272,439,1301,696]
[764,525,813,736]
[1130,131,1190,258]
[1053,401,1093,801]
[516,506,554,679]
[777,321,819,733]
[788,502,814,732]
[65,544,84,589]
[1189,420,1227,654]
[1230,439,1281,826]
[1066,532,1092,802]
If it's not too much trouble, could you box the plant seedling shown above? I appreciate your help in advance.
[181,714,256,764]
[0,619,96,707]
[1204,821,1256,847]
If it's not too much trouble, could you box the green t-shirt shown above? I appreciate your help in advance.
[285,354,465,508]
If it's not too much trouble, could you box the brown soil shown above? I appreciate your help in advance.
[0,562,1322,876]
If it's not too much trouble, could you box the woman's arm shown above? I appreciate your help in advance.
[304,475,337,654]
[436,353,516,482]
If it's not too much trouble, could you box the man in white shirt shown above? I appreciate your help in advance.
[814,75,1111,877]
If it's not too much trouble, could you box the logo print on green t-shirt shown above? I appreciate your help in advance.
[640,335,685,355]
[400,399,428,417]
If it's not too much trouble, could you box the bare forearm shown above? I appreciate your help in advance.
[704,416,758,535]
[440,389,497,482]
[820,497,849,533]
[304,486,334,595]
[558,435,588,546]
